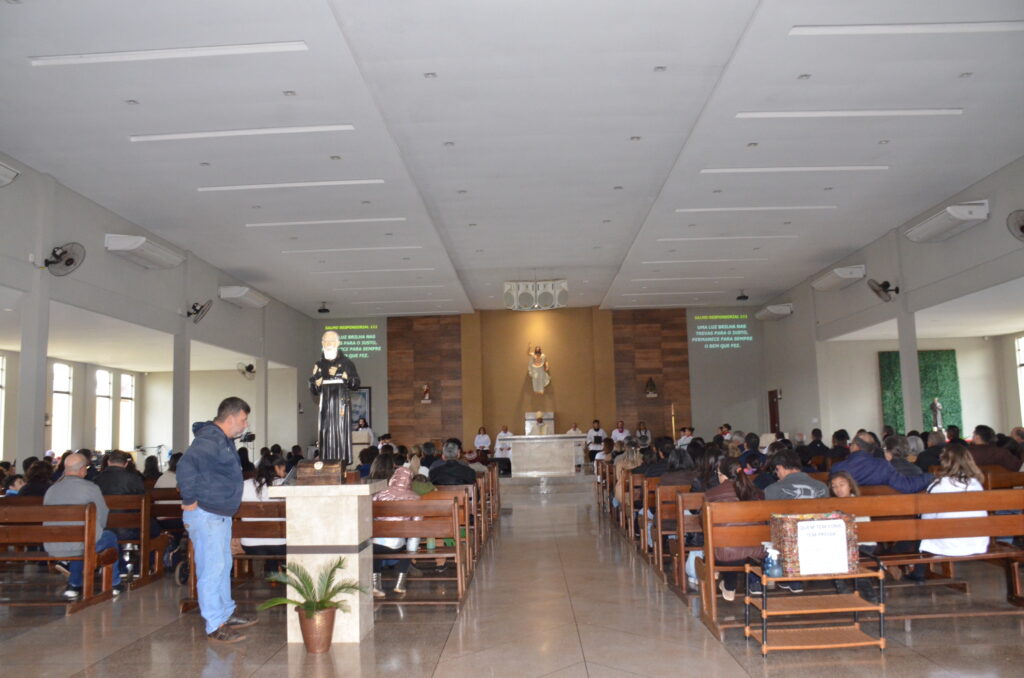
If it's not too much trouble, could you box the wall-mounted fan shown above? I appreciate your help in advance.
[43,243,86,276]
[236,362,256,380]
[1007,210,1024,243]
[187,299,213,324]
[867,279,899,302]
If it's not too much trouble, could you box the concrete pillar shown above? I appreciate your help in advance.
[896,308,923,432]
[172,331,191,454]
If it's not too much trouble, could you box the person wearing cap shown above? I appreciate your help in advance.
[526,411,548,436]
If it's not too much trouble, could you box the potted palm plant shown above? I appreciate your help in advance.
[258,557,363,653]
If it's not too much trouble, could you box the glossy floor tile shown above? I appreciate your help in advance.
[3,477,1024,677]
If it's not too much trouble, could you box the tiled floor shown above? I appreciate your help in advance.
[3,477,1024,676]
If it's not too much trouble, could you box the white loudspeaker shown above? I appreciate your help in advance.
[554,280,569,307]
[535,281,557,310]
[516,282,537,309]
[503,282,518,309]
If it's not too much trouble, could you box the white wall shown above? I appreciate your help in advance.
[761,283,822,437]
[820,337,1006,435]
[0,349,19,460]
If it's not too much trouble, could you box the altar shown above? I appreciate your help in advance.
[507,434,586,476]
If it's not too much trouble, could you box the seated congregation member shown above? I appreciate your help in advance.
[239,455,287,574]
[689,442,721,493]
[968,425,1019,472]
[883,436,923,477]
[95,450,145,497]
[828,429,851,466]
[3,473,26,496]
[154,453,184,531]
[946,424,967,446]
[705,458,765,601]
[831,435,930,493]
[805,428,829,461]
[19,459,55,497]
[612,439,642,508]
[142,456,162,484]
[920,442,990,557]
[356,446,379,478]
[421,441,440,469]
[829,471,879,601]
[44,452,123,599]
[370,453,420,597]
[237,447,256,479]
[660,446,698,487]
[914,431,947,472]
[428,438,477,486]
[765,449,827,500]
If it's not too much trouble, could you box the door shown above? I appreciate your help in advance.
[768,390,781,433]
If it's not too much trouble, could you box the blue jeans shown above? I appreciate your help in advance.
[69,529,122,588]
[183,507,235,634]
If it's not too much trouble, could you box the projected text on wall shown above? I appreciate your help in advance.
[691,314,753,350]
[324,323,383,360]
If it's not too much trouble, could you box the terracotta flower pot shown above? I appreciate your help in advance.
[296,607,336,653]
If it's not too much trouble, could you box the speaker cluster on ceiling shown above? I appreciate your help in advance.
[503,280,569,311]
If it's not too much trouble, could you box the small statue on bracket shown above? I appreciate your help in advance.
[422,383,432,403]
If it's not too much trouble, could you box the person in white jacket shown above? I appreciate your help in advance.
[920,442,989,557]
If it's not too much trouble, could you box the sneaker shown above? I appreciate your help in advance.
[687,577,698,590]
[208,624,246,644]
[747,576,763,595]
[62,585,83,600]
[54,561,71,577]
[225,614,258,629]
[718,579,736,602]
[778,581,804,593]
[111,584,125,597]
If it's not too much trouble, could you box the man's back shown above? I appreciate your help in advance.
[969,444,1019,472]
[429,460,476,486]
[765,472,827,500]
[43,476,108,556]
[832,451,929,493]
[95,466,145,495]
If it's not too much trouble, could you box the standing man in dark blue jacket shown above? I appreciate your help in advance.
[177,397,255,643]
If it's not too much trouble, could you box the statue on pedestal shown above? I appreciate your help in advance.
[309,331,361,465]
[930,397,944,431]
[527,343,550,394]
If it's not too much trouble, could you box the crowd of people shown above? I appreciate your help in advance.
[603,420,1024,601]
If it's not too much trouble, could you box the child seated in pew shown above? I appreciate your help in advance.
[829,471,879,602]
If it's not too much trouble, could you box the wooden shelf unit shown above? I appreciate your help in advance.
[743,565,886,656]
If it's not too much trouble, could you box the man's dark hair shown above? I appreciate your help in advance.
[358,446,379,466]
[21,456,38,474]
[655,437,674,458]
[168,452,184,473]
[811,428,823,439]
[721,423,732,431]
[105,450,131,466]
[379,443,395,456]
[947,424,961,438]
[773,448,801,471]
[973,425,995,444]
[832,429,850,445]
[215,396,251,421]
[292,444,302,454]
[666,447,695,472]
[744,432,760,451]
[775,431,786,440]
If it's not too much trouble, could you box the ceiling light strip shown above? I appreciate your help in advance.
[352,299,454,305]
[30,41,308,66]
[656,235,798,242]
[283,246,422,254]
[617,304,708,309]
[628,291,725,296]
[131,124,354,142]
[675,206,835,213]
[789,21,1024,36]
[333,285,446,291]
[642,258,769,265]
[198,179,383,192]
[631,276,744,282]
[247,217,406,228]
[311,268,434,275]
[700,165,887,174]
[736,109,961,119]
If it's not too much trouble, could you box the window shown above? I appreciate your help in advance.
[95,369,112,451]
[0,355,6,459]
[119,373,135,450]
[51,362,73,452]
[1017,336,1024,424]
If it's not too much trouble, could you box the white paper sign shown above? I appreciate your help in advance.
[796,519,849,576]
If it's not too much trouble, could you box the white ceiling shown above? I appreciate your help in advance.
[0,292,289,372]
[1,1,1023,317]
[832,275,1024,341]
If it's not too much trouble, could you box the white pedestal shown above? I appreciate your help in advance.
[269,482,385,644]
[507,435,586,476]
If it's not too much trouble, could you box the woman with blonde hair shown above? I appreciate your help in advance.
[613,439,643,507]
[919,442,989,557]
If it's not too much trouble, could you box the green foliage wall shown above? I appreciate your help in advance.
[878,350,962,432]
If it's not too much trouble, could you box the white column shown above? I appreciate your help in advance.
[172,332,191,454]
[896,308,923,432]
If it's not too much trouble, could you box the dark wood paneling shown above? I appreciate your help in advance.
[387,315,463,446]
[612,309,691,440]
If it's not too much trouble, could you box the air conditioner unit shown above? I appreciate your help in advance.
[904,200,989,243]
[755,303,793,321]
[104,234,185,269]
[218,285,269,309]
[810,264,866,292]
[0,161,19,188]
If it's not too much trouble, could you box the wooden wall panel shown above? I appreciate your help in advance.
[387,315,463,446]
[612,309,691,440]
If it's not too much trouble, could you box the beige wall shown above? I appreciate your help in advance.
[463,307,615,438]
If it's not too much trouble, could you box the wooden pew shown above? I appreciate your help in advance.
[670,490,705,593]
[986,470,1024,490]
[372,498,465,604]
[103,494,170,588]
[420,486,476,577]
[696,490,1024,640]
[0,503,119,613]
[650,484,689,582]
[640,476,661,559]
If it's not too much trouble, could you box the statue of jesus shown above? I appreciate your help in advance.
[527,343,550,394]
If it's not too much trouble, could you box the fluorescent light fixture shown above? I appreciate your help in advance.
[333,284,445,291]
[790,21,1024,36]
[643,258,768,265]
[904,200,989,243]
[617,304,704,309]
[247,217,405,228]
[218,285,269,309]
[0,161,19,187]
[700,165,887,174]
[30,41,308,66]
[198,179,383,192]
[104,234,184,269]
[131,124,353,143]
[311,267,434,275]
[283,245,421,254]
[810,265,866,292]
[657,235,797,242]
[755,304,794,321]
[631,276,744,282]
[675,206,836,213]
[628,291,724,296]
[736,109,961,119]
[352,299,453,305]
